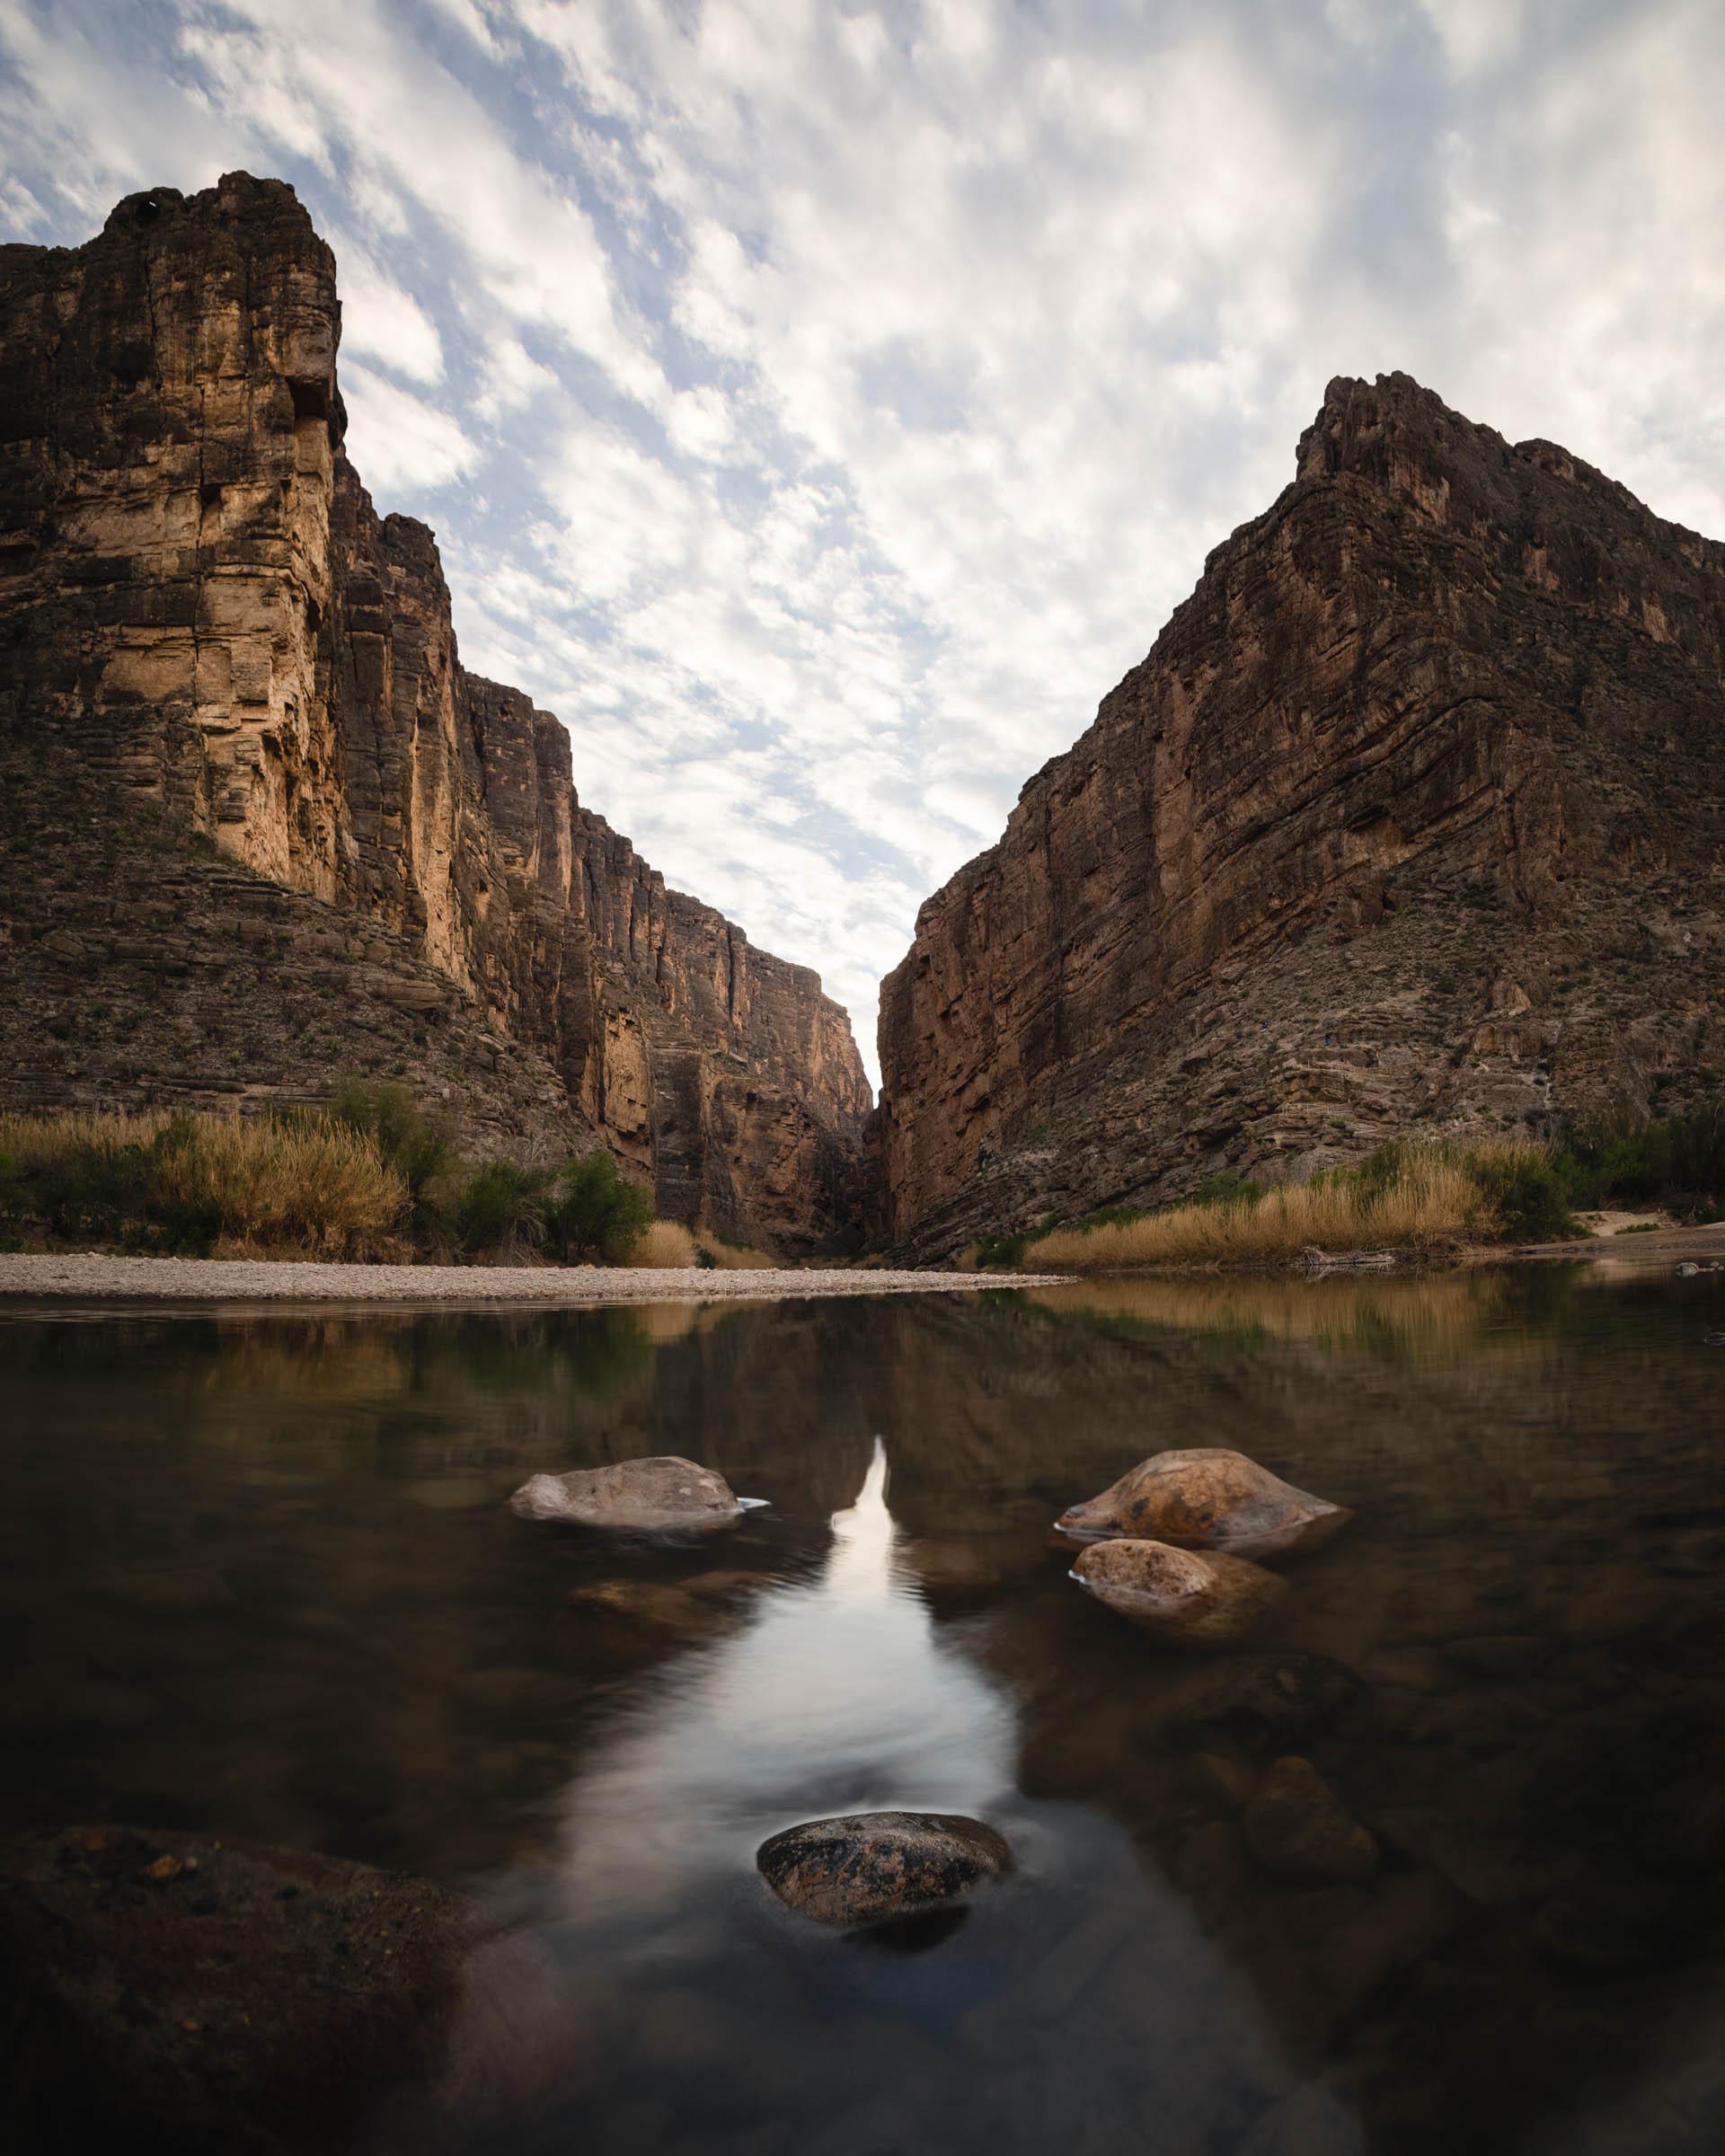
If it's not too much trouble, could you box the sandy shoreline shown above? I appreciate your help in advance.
[0,1251,1067,1307]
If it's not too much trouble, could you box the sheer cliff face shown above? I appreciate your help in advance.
[879,374,1725,1251]
[0,173,869,1250]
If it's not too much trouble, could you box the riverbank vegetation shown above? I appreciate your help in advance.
[0,1086,762,1267]
[977,1102,1725,1274]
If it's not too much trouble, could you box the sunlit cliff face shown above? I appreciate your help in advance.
[550,1438,1015,1926]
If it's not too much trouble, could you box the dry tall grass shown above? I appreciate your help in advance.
[623,1220,701,1268]
[1022,1142,1542,1272]
[169,1119,404,1255]
[0,1107,405,1258]
[0,1106,174,1170]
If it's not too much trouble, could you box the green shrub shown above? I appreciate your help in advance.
[1668,1096,1725,1209]
[456,1162,552,1256]
[1464,1144,1579,1241]
[1192,1169,1263,1209]
[1560,1093,1725,1217]
[543,1151,652,1263]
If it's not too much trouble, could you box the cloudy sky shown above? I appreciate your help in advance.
[4,0,1722,1075]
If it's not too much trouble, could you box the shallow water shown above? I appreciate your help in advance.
[4,1266,1725,2153]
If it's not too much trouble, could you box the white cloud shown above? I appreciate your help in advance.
[473,335,557,420]
[341,364,480,493]
[3,0,1723,1078]
[335,246,445,382]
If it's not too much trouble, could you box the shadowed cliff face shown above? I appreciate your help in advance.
[0,173,869,1250]
[877,372,1725,1253]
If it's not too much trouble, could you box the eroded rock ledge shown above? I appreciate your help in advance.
[876,371,1725,1254]
[0,173,870,1251]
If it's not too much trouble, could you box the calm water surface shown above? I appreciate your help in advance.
[4,1267,1725,2154]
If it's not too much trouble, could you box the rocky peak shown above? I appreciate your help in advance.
[0,172,870,1250]
[877,374,1725,1254]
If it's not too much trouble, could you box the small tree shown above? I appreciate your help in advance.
[544,1151,652,1263]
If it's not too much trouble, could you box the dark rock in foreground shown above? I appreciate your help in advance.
[0,1825,549,2154]
[1057,1447,1350,1559]
[757,1811,1013,1929]
[510,1454,742,1530]
[1071,1536,1287,1646]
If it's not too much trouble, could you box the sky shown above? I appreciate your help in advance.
[4,1,1723,1080]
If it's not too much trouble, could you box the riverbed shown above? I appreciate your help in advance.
[4,1265,1725,2152]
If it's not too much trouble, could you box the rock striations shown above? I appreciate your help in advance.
[878,373,1725,1253]
[0,174,869,1250]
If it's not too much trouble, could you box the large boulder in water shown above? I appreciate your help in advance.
[0,1825,562,2154]
[1057,1447,1350,1559]
[756,1811,1013,1929]
[1071,1537,1287,1647]
[509,1455,742,1531]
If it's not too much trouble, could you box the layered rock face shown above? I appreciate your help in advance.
[879,373,1725,1252]
[0,173,869,1248]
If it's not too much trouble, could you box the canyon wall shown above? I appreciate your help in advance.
[0,172,869,1250]
[878,373,1725,1253]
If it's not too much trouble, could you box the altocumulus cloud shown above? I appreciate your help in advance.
[3,0,1723,1076]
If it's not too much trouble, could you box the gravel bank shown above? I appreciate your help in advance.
[0,1252,1066,1306]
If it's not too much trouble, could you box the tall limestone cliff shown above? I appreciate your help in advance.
[0,172,870,1250]
[878,374,1725,1253]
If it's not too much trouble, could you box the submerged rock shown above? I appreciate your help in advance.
[1071,1538,1287,1647]
[1245,1757,1379,1882]
[1057,1447,1351,1559]
[0,1825,551,2154]
[565,1574,762,1645]
[509,1455,743,1531]
[756,1811,1013,1929]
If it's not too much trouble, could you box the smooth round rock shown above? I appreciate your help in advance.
[1071,1537,1287,1647]
[509,1455,742,1531]
[1244,1756,1379,1881]
[1056,1447,1351,1559]
[756,1811,1013,1929]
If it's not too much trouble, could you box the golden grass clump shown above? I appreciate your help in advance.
[0,1106,176,1170]
[623,1219,701,1268]
[1021,1140,1543,1273]
[164,1118,405,1256]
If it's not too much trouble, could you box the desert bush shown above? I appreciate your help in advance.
[542,1151,652,1263]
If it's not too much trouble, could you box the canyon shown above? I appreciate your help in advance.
[877,372,1725,1254]
[4,175,1723,1264]
[0,174,869,1252]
